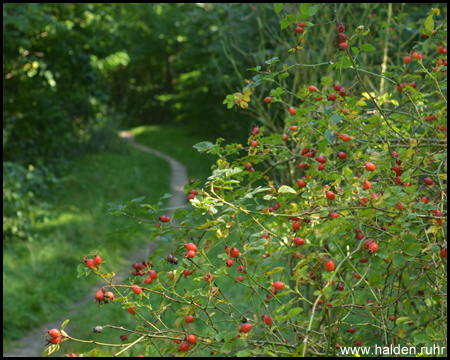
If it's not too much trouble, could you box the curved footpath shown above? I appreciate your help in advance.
[3,131,189,357]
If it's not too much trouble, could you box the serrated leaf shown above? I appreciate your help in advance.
[398,328,406,339]
[393,253,405,267]
[233,338,248,347]
[309,4,319,16]
[414,333,429,344]
[352,47,360,54]
[237,349,252,357]
[404,242,421,256]
[324,129,335,144]
[300,3,311,15]
[286,307,303,319]
[361,44,376,52]
[215,330,228,342]
[263,267,285,276]
[280,14,297,30]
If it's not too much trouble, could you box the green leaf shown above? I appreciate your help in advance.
[286,307,303,319]
[331,114,342,125]
[265,57,279,65]
[361,44,376,52]
[280,14,297,30]
[215,330,228,342]
[351,47,360,54]
[423,38,430,54]
[274,3,283,13]
[309,4,319,16]
[424,15,434,33]
[393,253,405,267]
[300,3,311,15]
[344,167,353,178]
[233,339,248,348]
[414,333,429,344]
[404,242,421,256]
[324,129,335,144]
[237,349,252,357]
[61,319,70,330]
[426,326,435,338]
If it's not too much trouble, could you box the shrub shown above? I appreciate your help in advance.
[46,4,446,357]
[3,162,55,243]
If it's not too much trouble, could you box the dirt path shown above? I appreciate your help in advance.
[3,131,189,357]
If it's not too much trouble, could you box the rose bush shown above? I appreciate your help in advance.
[44,4,446,357]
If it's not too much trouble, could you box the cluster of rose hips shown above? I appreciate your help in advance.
[248,126,261,147]
[94,288,115,304]
[389,152,414,187]
[159,215,171,223]
[131,260,152,277]
[85,254,102,270]
[173,333,198,353]
[244,161,255,173]
[396,81,418,92]
[166,251,179,265]
[222,246,245,282]
[422,114,437,122]
[185,242,198,259]
[261,202,281,214]
[329,83,347,101]
[45,328,63,345]
[363,238,379,253]
[295,21,306,34]
[435,45,448,72]
[187,189,198,201]
[335,22,348,50]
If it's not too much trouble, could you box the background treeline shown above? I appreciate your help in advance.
[3,3,437,243]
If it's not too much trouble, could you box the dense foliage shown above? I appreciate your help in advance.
[42,3,447,357]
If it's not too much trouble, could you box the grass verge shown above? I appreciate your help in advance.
[3,144,170,350]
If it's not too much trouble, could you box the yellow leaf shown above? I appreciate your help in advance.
[398,328,406,339]
[225,221,235,228]
[216,229,229,239]
[406,148,415,159]
[426,226,439,234]
[356,99,367,106]
[239,100,248,109]
[409,138,418,148]
[417,131,428,146]
[361,92,376,100]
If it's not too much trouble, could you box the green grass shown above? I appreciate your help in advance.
[3,145,171,350]
[131,125,218,181]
